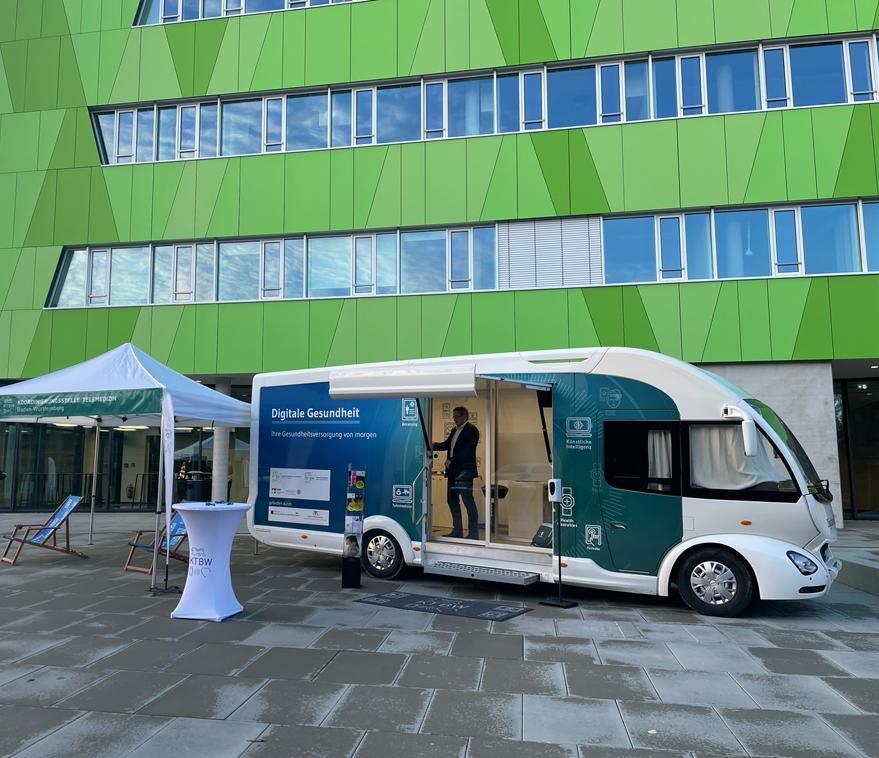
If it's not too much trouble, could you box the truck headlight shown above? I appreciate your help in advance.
[787,551,818,575]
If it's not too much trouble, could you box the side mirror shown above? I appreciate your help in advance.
[742,417,758,457]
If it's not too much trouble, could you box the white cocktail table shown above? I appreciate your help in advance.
[170,501,251,622]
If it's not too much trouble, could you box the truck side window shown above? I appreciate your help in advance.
[604,421,680,495]
[684,422,800,502]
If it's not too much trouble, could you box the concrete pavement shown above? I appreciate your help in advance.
[0,511,877,757]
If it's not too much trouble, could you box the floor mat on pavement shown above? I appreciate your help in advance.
[356,591,531,621]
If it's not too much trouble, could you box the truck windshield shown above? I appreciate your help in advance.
[745,398,831,503]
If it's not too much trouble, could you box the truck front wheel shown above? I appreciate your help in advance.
[676,548,753,617]
[362,530,403,579]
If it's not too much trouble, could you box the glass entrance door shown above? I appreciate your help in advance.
[837,379,879,519]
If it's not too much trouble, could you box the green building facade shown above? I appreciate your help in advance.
[1,0,878,518]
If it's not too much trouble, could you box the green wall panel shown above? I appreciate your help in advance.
[584,0,623,59]
[829,277,879,358]
[151,162,187,240]
[239,157,284,237]
[713,0,771,44]
[280,11,305,88]
[786,0,830,36]
[792,278,833,360]
[397,0,430,75]
[531,130,571,217]
[366,145,402,229]
[836,105,878,198]
[206,159,241,239]
[250,13,284,91]
[149,306,184,362]
[353,146,388,230]
[622,287,659,351]
[468,1,505,70]
[859,0,879,27]
[217,302,262,371]
[566,289,601,348]
[193,305,219,373]
[84,307,109,359]
[485,0,518,65]
[163,162,198,241]
[47,109,78,170]
[724,113,764,205]
[743,112,788,203]
[0,113,40,172]
[17,311,49,376]
[425,139,468,226]
[440,295,473,356]
[466,137,502,221]
[305,5,351,85]
[69,33,99,104]
[262,301,309,372]
[12,172,44,248]
[0,311,11,376]
[3,248,33,310]
[78,0,101,33]
[769,0,795,36]
[37,110,65,171]
[421,294,458,358]
[193,159,229,239]
[396,296,422,359]
[812,106,855,199]
[478,135,517,222]
[624,0,677,53]
[0,176,14,248]
[15,0,42,41]
[54,168,91,246]
[577,128,616,213]
[330,148,355,231]
[42,0,71,37]
[286,151,330,233]
[623,121,679,211]
[637,284,683,358]
[828,0,858,32]
[472,291,516,354]
[104,165,133,242]
[239,14,272,91]
[167,307,197,373]
[0,52,14,114]
[516,134,556,220]
[701,282,742,362]
[309,299,343,366]
[351,0,396,81]
[0,41,28,112]
[355,298,396,363]
[130,164,155,242]
[536,0,571,60]
[445,0,470,74]
[325,300,358,367]
[25,37,59,111]
[518,0,558,64]
[582,287,624,346]
[513,290,567,350]
[767,277,811,360]
[680,282,719,362]
[193,19,228,95]
[56,36,86,109]
[129,306,154,351]
[107,307,140,348]
[400,142,426,226]
[165,22,196,97]
[23,172,57,247]
[409,0,445,75]
[207,18,240,95]
[49,308,87,370]
[678,117,728,208]
[737,279,772,361]
[0,2,18,44]
[781,109,818,201]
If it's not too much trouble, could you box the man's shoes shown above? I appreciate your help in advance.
[443,531,463,538]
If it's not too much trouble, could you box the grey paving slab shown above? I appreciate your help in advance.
[314,650,407,685]
[53,611,147,636]
[631,624,700,643]
[822,650,879,677]
[178,619,267,643]
[55,670,188,713]
[137,673,267,719]
[747,646,854,676]
[555,619,644,639]
[750,628,854,651]
[377,630,454,655]
[732,673,861,714]
[564,662,659,701]
[666,642,768,673]
[523,694,630,746]
[352,730,466,758]
[679,625,733,644]
[577,749,689,758]
[82,595,167,614]
[822,713,879,758]
[0,665,107,706]
[302,607,380,628]
[360,607,437,631]
[168,642,267,675]
[228,678,346,726]
[122,616,207,640]
[712,626,780,647]
[421,689,522,740]
[596,639,683,669]
[238,622,326,648]
[0,633,70,662]
[125,716,268,758]
[450,631,523,660]
[832,631,879,652]
[246,603,317,624]
[480,658,566,695]
[429,615,492,633]
[312,628,389,651]
[1,610,88,632]
[468,737,578,758]
[239,724,361,758]
[646,669,757,708]
[86,638,202,672]
[7,711,171,758]
[398,653,483,690]
[490,614,556,636]
[0,664,43,687]
[718,708,864,758]
[325,684,432,732]
[637,608,708,624]
[523,635,600,664]
[0,704,84,757]
[619,701,744,755]
[28,592,106,611]
[237,647,336,680]
[19,635,132,667]
[821,675,879,713]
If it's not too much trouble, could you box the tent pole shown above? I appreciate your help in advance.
[150,426,164,591]
[88,424,99,545]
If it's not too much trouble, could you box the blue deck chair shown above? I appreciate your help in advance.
[1,495,85,566]
[123,511,188,574]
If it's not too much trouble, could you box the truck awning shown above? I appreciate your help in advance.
[328,364,477,399]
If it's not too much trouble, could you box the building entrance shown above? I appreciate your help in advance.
[836,379,879,519]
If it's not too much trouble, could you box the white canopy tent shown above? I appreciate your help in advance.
[0,343,250,588]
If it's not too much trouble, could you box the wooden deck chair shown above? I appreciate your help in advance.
[1,495,86,566]
[123,511,188,574]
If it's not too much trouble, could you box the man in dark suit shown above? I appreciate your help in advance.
[433,406,480,539]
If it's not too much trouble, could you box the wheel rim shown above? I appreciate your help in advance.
[366,534,396,572]
[690,560,737,606]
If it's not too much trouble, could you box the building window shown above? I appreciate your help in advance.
[789,42,847,107]
[376,84,421,143]
[218,241,260,301]
[603,216,657,284]
[800,204,860,275]
[110,247,150,306]
[221,100,263,156]
[714,209,771,279]
[706,50,759,114]
[308,236,351,298]
[287,93,328,151]
[772,209,801,275]
[447,77,494,137]
[547,66,596,128]
[136,0,363,24]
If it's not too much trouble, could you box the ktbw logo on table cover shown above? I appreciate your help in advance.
[189,546,213,579]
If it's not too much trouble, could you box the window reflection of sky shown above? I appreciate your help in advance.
[604,217,656,284]
[110,247,149,305]
[221,100,262,156]
[377,85,421,143]
[401,231,446,294]
[287,94,328,150]
[308,237,351,297]
[219,241,260,300]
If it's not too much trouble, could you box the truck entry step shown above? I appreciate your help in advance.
[424,561,540,586]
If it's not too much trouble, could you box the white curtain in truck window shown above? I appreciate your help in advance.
[690,425,783,490]
[647,429,672,480]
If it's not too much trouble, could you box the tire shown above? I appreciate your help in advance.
[676,548,754,617]
[362,530,403,579]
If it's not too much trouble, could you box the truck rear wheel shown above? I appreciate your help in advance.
[362,530,403,579]
[676,548,753,617]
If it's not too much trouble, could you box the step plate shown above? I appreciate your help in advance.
[425,561,540,586]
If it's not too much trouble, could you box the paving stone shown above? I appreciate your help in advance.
[429,615,492,633]
[238,622,326,648]
[0,634,70,662]
[82,595,167,614]
[750,628,853,651]
[451,631,523,660]
[732,673,861,714]
[53,612,146,636]
[314,650,406,685]
[718,707,863,758]
[619,701,744,755]
[237,647,336,680]
[468,736,578,758]
[522,694,630,746]
[325,684,431,732]
[577,749,689,758]
[312,628,389,652]
[0,664,42,688]
[523,635,600,664]
[555,619,643,639]
[238,723,360,758]
[596,639,683,669]
[8,710,171,758]
[125,716,267,758]
[822,650,879,678]
[480,658,566,695]
[491,615,557,636]
[747,647,853,676]
[353,729,465,758]
[2,610,88,633]
[564,662,658,701]
[666,642,768,673]
[228,678,346,725]
[0,704,84,756]
[123,617,207,640]
[247,604,316,624]
[87,638,202,672]
[822,713,879,758]
[137,673,266,719]
[421,690,522,740]
[169,642,267,675]
[646,669,757,708]
[830,631,879,652]
[20,635,132,667]
[55,670,188,713]
[179,619,266,643]
[302,607,380,628]
[0,665,107,706]
[377,630,454,655]
[28,593,106,611]
[398,653,483,690]
[821,676,879,713]
[632,623,702,642]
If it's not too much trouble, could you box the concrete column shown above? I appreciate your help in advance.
[212,377,231,502]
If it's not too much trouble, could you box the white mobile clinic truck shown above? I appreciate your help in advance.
[247,347,840,616]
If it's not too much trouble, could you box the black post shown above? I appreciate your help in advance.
[539,500,578,609]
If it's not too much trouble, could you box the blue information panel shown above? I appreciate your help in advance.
[255,382,424,540]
